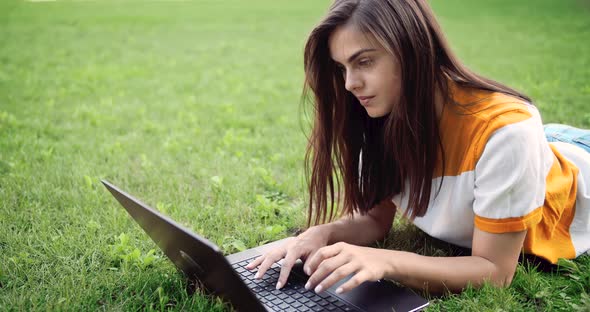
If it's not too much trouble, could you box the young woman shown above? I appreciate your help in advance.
[247,0,590,294]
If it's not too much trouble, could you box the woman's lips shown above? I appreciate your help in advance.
[358,96,375,106]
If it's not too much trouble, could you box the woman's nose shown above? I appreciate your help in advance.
[345,71,362,92]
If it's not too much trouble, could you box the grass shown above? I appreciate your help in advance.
[1,0,589,310]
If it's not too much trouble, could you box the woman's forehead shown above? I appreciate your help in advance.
[328,24,382,63]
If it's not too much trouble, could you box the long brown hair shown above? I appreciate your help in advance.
[303,0,532,226]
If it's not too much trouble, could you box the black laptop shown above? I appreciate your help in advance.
[101,180,429,311]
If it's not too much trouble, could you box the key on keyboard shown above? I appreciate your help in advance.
[231,258,358,311]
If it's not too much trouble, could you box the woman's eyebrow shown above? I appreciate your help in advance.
[333,48,377,65]
[346,48,376,63]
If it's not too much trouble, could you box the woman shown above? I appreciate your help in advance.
[247,0,590,294]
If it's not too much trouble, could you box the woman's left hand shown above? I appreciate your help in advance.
[302,242,393,294]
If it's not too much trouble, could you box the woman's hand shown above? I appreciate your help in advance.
[245,225,332,289]
[303,242,392,294]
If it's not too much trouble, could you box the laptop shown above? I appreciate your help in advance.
[101,180,429,311]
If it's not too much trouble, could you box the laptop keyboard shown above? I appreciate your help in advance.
[232,259,358,312]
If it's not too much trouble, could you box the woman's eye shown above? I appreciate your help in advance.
[358,58,372,67]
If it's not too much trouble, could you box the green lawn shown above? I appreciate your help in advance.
[1,0,589,310]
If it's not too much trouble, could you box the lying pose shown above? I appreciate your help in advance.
[247,0,590,294]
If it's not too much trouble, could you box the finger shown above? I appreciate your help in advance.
[251,238,295,279]
[255,250,287,280]
[276,249,302,289]
[334,270,373,294]
[305,255,350,291]
[304,242,345,275]
[310,262,357,293]
[245,255,265,270]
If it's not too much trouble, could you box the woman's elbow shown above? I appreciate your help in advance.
[468,266,516,291]
[489,268,516,288]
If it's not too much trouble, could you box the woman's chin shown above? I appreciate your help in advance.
[365,107,389,118]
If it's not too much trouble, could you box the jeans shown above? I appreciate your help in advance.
[544,124,590,153]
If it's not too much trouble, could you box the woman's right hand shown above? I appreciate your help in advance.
[245,225,332,290]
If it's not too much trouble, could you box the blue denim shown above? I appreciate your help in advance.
[544,123,590,153]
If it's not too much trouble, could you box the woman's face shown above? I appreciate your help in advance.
[329,24,402,118]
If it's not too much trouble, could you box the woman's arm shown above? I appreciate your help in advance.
[304,228,527,294]
[322,198,397,246]
[390,228,526,293]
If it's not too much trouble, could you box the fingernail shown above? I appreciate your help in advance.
[276,282,282,290]
[305,282,311,290]
[314,285,323,293]
[336,287,343,294]
[304,267,310,275]
[254,272,260,279]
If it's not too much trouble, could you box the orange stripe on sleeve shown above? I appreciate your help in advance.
[474,206,543,233]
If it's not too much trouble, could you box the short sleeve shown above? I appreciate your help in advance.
[473,111,551,233]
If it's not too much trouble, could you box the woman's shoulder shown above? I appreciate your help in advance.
[438,83,545,174]
[447,82,533,123]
